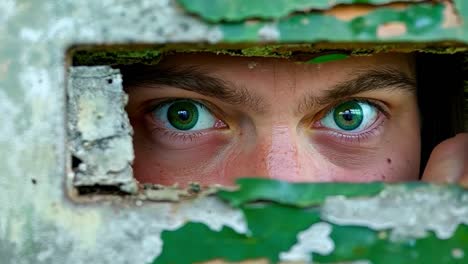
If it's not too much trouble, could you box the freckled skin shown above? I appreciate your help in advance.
[126,53,422,186]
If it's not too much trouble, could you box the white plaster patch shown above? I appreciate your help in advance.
[0,89,20,164]
[2,64,61,188]
[258,23,280,41]
[19,66,52,107]
[322,185,468,240]
[46,17,76,41]
[37,247,54,262]
[68,66,137,192]
[75,197,248,264]
[0,0,16,25]
[0,149,14,224]
[20,28,43,42]
[279,222,334,262]
[176,196,248,234]
[71,0,223,43]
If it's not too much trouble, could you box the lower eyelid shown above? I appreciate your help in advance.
[316,116,386,144]
[160,129,205,142]
[315,100,384,131]
[144,111,228,143]
[148,126,230,150]
[147,100,218,130]
[146,114,227,132]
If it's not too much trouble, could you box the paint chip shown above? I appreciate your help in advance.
[258,24,279,41]
[442,1,461,28]
[452,248,464,259]
[279,222,334,262]
[377,22,407,38]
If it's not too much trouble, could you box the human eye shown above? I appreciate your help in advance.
[151,99,226,132]
[314,99,387,141]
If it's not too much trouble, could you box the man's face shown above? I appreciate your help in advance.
[125,53,421,186]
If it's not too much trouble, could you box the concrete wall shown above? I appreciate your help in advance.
[1,0,467,263]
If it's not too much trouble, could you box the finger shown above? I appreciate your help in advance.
[421,133,468,185]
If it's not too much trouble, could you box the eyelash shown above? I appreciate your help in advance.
[155,129,205,142]
[145,97,390,145]
[313,98,389,144]
[318,98,389,118]
[323,122,385,145]
[146,98,226,142]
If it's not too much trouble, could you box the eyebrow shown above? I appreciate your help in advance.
[120,65,266,113]
[296,67,417,114]
[120,64,416,115]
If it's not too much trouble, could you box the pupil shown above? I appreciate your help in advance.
[342,109,353,121]
[333,101,363,131]
[167,100,199,130]
[178,110,190,121]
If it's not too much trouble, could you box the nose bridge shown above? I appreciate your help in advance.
[257,125,301,181]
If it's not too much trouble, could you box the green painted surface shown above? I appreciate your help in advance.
[177,0,420,22]
[218,178,385,207]
[218,3,448,42]
[315,224,468,263]
[155,219,468,263]
[307,53,349,64]
[219,23,265,42]
[154,204,321,263]
[155,180,468,263]
[454,0,468,21]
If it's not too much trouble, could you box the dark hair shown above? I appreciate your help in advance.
[416,52,466,174]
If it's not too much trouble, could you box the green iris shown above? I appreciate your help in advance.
[333,101,363,130]
[167,101,199,130]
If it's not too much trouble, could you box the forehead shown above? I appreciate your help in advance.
[155,53,416,95]
[158,52,416,78]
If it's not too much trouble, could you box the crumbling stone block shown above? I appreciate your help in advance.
[67,66,137,193]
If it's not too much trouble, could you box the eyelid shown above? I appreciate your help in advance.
[145,98,230,128]
[314,98,390,121]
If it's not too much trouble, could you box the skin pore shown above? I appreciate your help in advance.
[124,52,467,186]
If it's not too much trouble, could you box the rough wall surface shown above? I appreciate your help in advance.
[0,1,227,263]
[68,66,137,193]
[1,0,467,263]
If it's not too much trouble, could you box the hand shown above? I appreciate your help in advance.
[421,133,468,187]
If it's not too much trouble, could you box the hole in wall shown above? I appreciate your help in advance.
[67,45,468,198]
[72,156,83,170]
[77,185,129,196]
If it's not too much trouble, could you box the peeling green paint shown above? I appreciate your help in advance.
[215,3,450,42]
[218,178,385,207]
[155,181,468,263]
[176,0,422,22]
[307,53,349,63]
[154,204,321,264]
[280,3,445,42]
[315,224,468,263]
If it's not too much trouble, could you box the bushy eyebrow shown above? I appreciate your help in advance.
[297,67,417,114]
[120,65,266,113]
[120,64,416,116]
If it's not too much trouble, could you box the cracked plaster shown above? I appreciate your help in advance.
[1,0,468,263]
